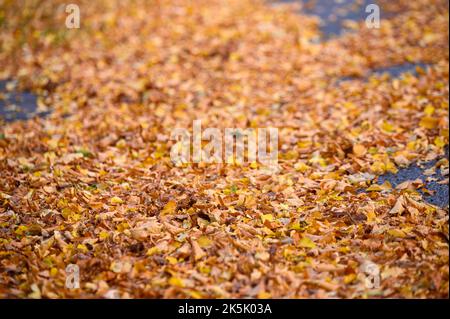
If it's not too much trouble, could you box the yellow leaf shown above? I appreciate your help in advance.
[343,102,356,110]
[99,231,109,240]
[50,268,58,277]
[297,141,312,149]
[188,290,203,299]
[299,237,316,249]
[419,117,438,129]
[385,161,398,174]
[168,276,184,287]
[424,105,435,116]
[434,136,446,148]
[294,161,310,172]
[257,291,272,298]
[166,256,178,265]
[366,210,376,222]
[15,225,28,236]
[387,229,407,238]
[161,201,177,215]
[344,273,357,284]
[146,246,160,256]
[197,236,213,248]
[198,264,211,274]
[116,222,129,232]
[380,121,395,133]
[77,244,88,253]
[339,246,350,253]
[261,214,273,223]
[262,227,275,236]
[366,181,392,191]
[115,139,127,149]
[309,154,327,167]
[110,196,123,205]
[353,144,367,157]
[370,161,385,174]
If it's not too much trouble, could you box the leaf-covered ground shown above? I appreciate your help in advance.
[0,0,448,298]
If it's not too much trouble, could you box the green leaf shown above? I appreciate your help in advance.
[76,148,93,157]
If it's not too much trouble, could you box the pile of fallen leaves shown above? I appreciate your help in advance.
[0,0,448,298]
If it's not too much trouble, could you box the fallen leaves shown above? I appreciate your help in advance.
[0,0,448,300]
